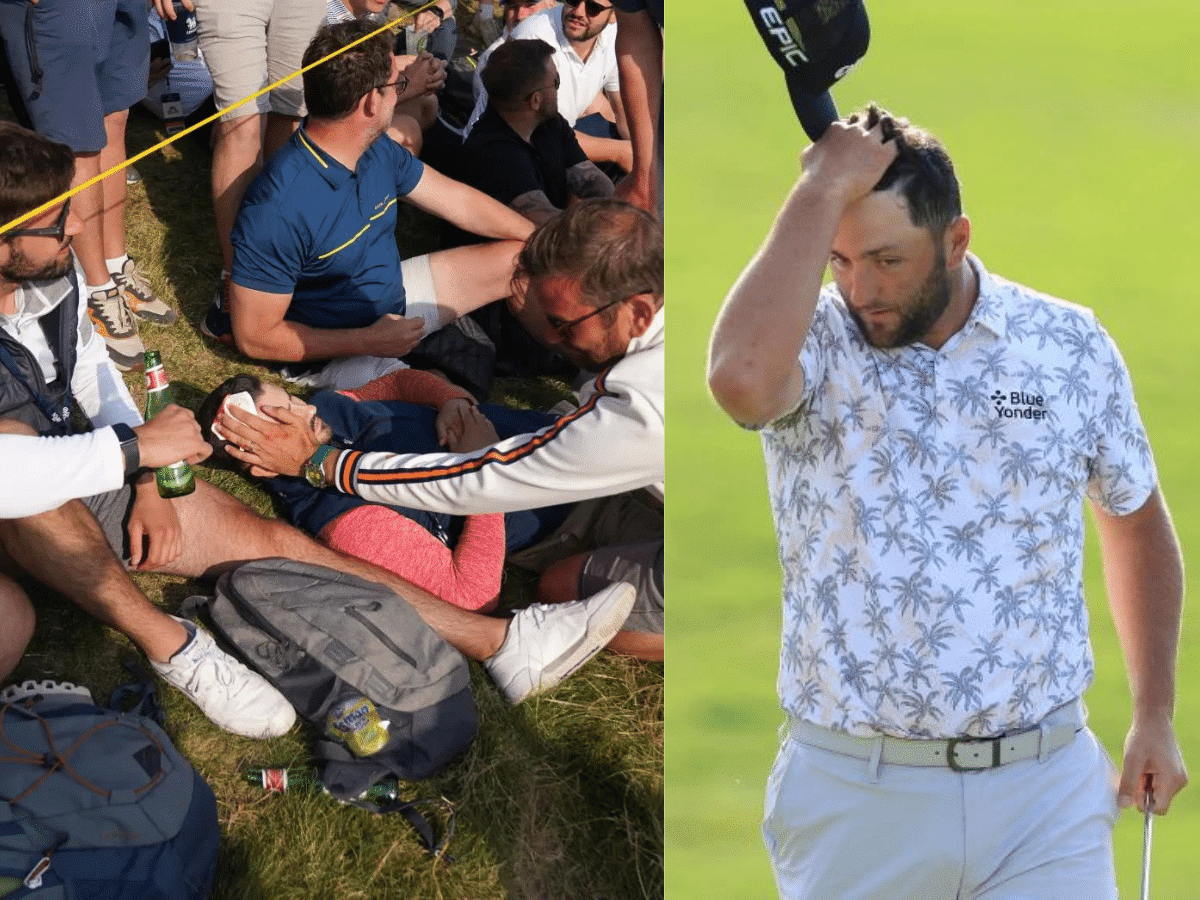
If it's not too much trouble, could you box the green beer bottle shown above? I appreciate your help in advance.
[243,765,401,802]
[143,350,195,498]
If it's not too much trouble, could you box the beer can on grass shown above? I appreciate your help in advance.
[326,695,390,757]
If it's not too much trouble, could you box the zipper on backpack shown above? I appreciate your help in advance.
[344,604,418,668]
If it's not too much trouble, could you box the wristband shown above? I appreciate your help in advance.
[112,423,140,476]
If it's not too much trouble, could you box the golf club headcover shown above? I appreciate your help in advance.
[744,0,870,141]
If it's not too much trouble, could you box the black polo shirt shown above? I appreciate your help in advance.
[459,104,588,209]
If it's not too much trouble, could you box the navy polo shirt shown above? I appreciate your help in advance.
[459,105,587,209]
[231,126,425,329]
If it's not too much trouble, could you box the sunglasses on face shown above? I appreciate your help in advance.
[4,198,70,241]
[563,0,613,17]
[546,296,625,338]
[524,72,561,100]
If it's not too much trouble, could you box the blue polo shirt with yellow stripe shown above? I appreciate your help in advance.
[230,125,425,328]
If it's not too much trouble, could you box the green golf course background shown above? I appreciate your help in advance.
[666,2,1200,897]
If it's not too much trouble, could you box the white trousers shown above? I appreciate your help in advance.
[763,719,1119,900]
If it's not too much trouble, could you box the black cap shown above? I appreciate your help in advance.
[745,0,871,141]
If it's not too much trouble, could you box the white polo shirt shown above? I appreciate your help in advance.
[760,255,1156,739]
[466,5,618,134]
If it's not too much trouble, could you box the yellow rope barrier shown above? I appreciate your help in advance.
[0,1,439,235]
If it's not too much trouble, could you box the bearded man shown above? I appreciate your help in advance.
[707,104,1187,899]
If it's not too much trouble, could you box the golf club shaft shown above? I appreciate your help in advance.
[1141,788,1153,900]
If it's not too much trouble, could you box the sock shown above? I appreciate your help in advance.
[106,253,130,275]
[168,620,198,662]
[86,279,117,294]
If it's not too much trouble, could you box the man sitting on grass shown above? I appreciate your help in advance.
[0,407,211,680]
[459,38,613,225]
[203,20,535,391]
[0,123,636,714]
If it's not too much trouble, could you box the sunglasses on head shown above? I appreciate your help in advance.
[563,0,613,17]
[4,198,70,241]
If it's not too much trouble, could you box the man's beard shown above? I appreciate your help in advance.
[1,243,73,283]
[845,252,953,349]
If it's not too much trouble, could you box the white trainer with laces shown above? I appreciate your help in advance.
[484,583,637,704]
[151,616,296,738]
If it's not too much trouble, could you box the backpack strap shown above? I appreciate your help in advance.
[343,795,457,863]
[107,659,168,728]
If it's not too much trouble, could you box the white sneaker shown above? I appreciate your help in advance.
[484,583,636,704]
[151,616,296,739]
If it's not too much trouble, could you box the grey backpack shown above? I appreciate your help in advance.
[202,559,477,800]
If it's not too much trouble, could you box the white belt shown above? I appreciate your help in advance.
[788,705,1083,772]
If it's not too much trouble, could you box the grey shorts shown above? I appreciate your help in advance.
[508,490,664,633]
[278,254,458,392]
[581,539,663,634]
[81,484,134,564]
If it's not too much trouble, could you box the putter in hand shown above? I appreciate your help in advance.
[1141,787,1154,900]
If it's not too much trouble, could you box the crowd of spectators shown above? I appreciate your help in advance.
[0,0,664,733]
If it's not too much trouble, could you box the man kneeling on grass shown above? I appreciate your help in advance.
[0,123,635,715]
[215,199,665,661]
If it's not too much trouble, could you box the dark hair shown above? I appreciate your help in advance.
[0,123,74,237]
[852,103,962,236]
[196,374,266,468]
[515,198,664,309]
[482,39,556,108]
[302,21,394,120]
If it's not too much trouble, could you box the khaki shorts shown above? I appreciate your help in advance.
[192,0,327,120]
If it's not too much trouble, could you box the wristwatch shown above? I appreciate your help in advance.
[111,423,140,476]
[304,444,340,489]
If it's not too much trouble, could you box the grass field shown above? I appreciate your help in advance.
[666,2,1200,898]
